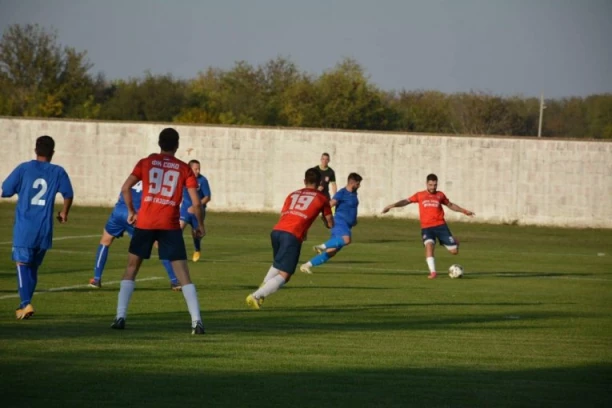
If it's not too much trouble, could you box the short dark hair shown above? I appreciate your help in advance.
[321,153,330,158]
[348,172,362,183]
[426,173,438,182]
[305,168,322,185]
[158,128,179,151]
[188,159,200,166]
[35,135,55,158]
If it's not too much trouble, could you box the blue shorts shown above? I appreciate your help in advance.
[421,224,458,249]
[331,220,352,238]
[105,209,134,238]
[180,207,206,229]
[129,228,187,261]
[12,247,47,266]
[270,230,302,274]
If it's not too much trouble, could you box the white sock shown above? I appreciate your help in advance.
[253,275,285,299]
[304,261,313,267]
[181,283,202,324]
[263,265,280,283]
[116,280,135,318]
[426,257,436,273]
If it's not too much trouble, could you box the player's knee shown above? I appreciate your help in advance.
[449,248,459,255]
[280,271,291,283]
[343,236,351,245]
[100,231,115,246]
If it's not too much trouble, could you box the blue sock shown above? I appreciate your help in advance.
[324,236,345,250]
[30,265,39,301]
[311,252,331,266]
[193,237,201,252]
[16,264,34,309]
[162,260,179,284]
[93,244,109,281]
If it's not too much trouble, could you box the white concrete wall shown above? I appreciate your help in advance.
[1,117,611,228]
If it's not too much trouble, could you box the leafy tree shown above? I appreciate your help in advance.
[0,24,97,118]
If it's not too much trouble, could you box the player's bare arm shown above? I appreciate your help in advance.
[201,195,211,206]
[121,174,140,223]
[331,182,337,196]
[447,202,475,216]
[329,199,338,208]
[381,199,411,214]
[322,213,334,229]
[57,197,73,223]
[188,187,206,237]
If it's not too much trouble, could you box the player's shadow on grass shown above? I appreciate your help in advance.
[472,271,598,278]
[0,347,609,408]
[359,238,406,244]
[231,284,393,291]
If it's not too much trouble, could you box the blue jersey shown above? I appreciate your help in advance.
[181,174,211,211]
[114,181,143,213]
[333,187,359,227]
[2,160,74,249]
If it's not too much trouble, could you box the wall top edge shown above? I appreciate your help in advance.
[1,116,610,144]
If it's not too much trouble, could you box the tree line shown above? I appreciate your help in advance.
[1,24,610,138]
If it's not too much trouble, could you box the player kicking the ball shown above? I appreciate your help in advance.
[382,173,474,279]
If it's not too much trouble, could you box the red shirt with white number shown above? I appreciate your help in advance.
[408,190,450,229]
[274,188,332,242]
[131,153,197,230]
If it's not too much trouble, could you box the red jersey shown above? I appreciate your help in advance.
[131,153,198,230]
[274,188,332,242]
[408,190,450,229]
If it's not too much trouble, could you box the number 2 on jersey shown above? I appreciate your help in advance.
[31,178,48,206]
[148,168,179,197]
[289,193,314,210]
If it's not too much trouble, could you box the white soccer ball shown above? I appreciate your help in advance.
[448,264,464,279]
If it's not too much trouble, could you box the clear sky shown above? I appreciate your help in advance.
[1,0,610,98]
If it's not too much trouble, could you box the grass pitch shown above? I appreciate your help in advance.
[0,203,610,407]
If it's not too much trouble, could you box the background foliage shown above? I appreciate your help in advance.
[2,24,611,138]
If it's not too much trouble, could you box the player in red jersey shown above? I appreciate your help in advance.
[246,168,334,309]
[382,173,474,279]
[111,128,206,334]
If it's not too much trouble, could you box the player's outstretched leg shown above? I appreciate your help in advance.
[90,244,110,288]
[247,273,287,310]
[313,236,345,254]
[192,236,202,262]
[162,260,182,291]
[300,251,334,274]
[302,235,348,274]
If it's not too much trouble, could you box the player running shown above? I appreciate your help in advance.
[110,128,206,334]
[246,168,334,309]
[1,136,74,319]
[300,172,362,274]
[177,159,211,262]
[88,181,181,290]
[382,173,474,279]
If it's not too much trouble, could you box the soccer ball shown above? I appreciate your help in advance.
[448,264,464,279]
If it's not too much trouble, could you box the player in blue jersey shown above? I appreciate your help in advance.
[88,181,180,290]
[1,136,74,320]
[299,173,362,274]
[178,159,211,262]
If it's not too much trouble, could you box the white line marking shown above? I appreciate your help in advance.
[0,276,163,300]
[0,234,100,245]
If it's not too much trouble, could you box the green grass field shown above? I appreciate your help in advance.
[0,203,611,407]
